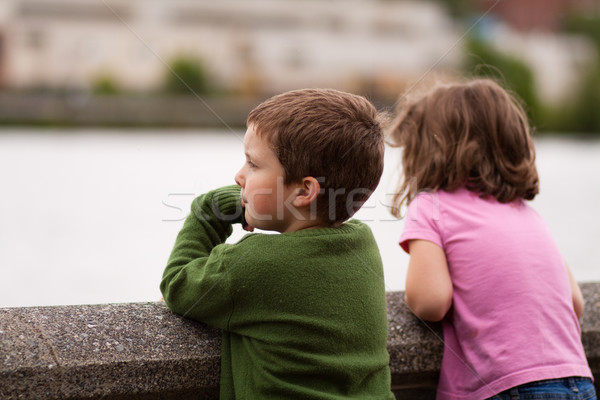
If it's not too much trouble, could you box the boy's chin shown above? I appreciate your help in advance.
[245,215,274,232]
[246,218,287,234]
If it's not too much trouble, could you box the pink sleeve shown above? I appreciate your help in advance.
[399,191,444,254]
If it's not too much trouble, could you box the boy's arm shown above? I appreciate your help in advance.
[160,185,244,326]
[404,239,453,322]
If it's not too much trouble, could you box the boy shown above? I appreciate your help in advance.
[161,88,394,399]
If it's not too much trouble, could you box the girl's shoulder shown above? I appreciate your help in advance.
[411,187,530,222]
[412,187,477,207]
[434,187,527,209]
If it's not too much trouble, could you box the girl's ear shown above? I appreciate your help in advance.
[292,176,321,208]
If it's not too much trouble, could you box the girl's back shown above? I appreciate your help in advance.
[400,187,590,398]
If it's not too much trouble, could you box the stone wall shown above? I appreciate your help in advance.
[2,283,599,399]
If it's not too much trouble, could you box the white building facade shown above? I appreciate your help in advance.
[0,0,462,95]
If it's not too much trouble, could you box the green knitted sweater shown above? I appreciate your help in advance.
[161,185,393,399]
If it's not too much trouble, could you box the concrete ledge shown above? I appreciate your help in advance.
[1,283,599,399]
[0,303,221,399]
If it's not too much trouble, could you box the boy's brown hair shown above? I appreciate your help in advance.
[387,78,539,217]
[247,88,384,224]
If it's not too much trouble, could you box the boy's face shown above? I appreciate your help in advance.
[235,124,299,233]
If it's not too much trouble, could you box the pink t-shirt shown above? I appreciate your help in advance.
[399,187,592,400]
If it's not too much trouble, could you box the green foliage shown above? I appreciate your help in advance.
[429,0,473,18]
[563,14,600,52]
[553,63,600,134]
[462,37,541,123]
[558,14,600,134]
[164,56,210,95]
[92,75,120,95]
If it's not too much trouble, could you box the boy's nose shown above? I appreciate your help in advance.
[234,169,244,187]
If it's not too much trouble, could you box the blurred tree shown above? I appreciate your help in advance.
[463,36,541,124]
[559,14,600,134]
[555,63,600,134]
[164,56,210,95]
[430,0,473,18]
[92,75,120,95]
[563,14,600,52]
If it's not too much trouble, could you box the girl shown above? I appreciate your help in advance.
[387,78,595,400]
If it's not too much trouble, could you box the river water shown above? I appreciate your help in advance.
[1,128,599,307]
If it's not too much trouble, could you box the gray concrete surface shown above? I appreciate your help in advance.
[1,283,599,399]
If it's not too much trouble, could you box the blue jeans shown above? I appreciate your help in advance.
[487,377,596,400]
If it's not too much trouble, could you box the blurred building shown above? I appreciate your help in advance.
[472,0,598,104]
[477,0,600,32]
[0,0,462,97]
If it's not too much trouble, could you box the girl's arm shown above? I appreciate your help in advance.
[566,262,584,319]
[405,239,453,322]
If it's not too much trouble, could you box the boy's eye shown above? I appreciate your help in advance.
[247,160,257,168]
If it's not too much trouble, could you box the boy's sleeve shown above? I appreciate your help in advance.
[160,185,245,328]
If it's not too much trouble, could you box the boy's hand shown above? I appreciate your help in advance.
[241,205,254,232]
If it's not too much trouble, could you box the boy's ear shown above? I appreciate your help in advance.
[292,176,321,207]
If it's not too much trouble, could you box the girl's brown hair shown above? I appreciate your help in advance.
[387,78,539,217]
